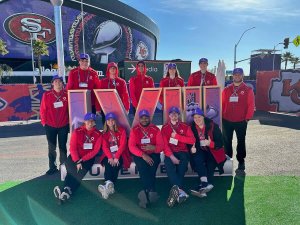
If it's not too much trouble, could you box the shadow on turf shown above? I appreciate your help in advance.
[0,175,246,225]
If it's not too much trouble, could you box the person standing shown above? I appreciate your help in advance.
[159,63,184,105]
[129,109,164,208]
[40,74,69,175]
[100,62,130,113]
[98,112,131,199]
[129,61,154,113]
[222,68,255,172]
[189,108,226,198]
[161,107,195,207]
[187,58,217,86]
[66,53,101,114]
[53,113,102,204]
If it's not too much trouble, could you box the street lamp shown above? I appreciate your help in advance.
[234,26,255,68]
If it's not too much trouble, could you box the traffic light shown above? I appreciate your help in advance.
[284,38,289,49]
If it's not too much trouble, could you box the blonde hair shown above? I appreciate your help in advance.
[103,120,119,133]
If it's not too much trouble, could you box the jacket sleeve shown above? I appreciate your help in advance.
[174,127,196,145]
[211,123,223,149]
[81,134,102,161]
[66,70,74,90]
[155,130,164,153]
[246,89,255,120]
[94,75,102,112]
[187,75,193,86]
[40,93,47,126]
[102,134,113,159]
[129,130,143,157]
[115,129,127,159]
[212,76,218,85]
[129,78,138,108]
[70,131,80,162]
[159,79,164,104]
[150,77,155,88]
[122,80,130,112]
[162,127,173,157]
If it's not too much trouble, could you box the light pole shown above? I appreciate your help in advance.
[234,26,255,68]
[272,42,282,70]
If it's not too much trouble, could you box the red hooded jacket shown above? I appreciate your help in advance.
[100,62,130,111]
[222,82,255,122]
[187,70,217,86]
[129,123,164,157]
[101,126,132,168]
[161,121,195,157]
[129,62,155,108]
[69,126,102,162]
[67,66,101,111]
[159,76,184,104]
[40,89,69,128]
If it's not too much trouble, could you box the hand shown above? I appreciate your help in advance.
[108,158,115,166]
[171,131,177,138]
[76,163,82,172]
[141,144,156,151]
[142,153,154,166]
[191,144,196,154]
[205,137,211,146]
[113,158,120,166]
[170,155,180,165]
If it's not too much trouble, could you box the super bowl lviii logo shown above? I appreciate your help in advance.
[4,13,56,44]
[270,71,300,112]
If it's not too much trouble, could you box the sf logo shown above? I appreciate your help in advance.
[281,79,300,105]
[21,18,52,40]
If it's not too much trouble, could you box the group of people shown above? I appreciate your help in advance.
[40,53,255,208]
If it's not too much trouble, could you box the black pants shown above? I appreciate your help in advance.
[222,119,248,164]
[44,124,69,170]
[134,154,160,192]
[102,157,123,183]
[64,155,95,193]
[164,152,189,189]
[191,149,216,184]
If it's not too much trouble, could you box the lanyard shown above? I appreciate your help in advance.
[139,126,149,138]
[84,132,94,143]
[109,131,117,145]
[78,68,90,84]
[200,73,206,86]
[51,90,62,102]
[168,77,178,87]
[232,84,242,96]
[170,121,179,132]
[108,79,116,89]
[197,125,205,139]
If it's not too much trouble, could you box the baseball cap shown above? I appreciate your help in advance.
[233,68,244,75]
[192,108,204,117]
[199,58,208,64]
[80,53,90,60]
[51,74,63,83]
[168,63,177,69]
[105,112,117,120]
[169,106,180,114]
[139,109,150,118]
[84,112,96,121]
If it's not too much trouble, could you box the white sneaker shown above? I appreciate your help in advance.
[53,186,62,199]
[98,184,109,199]
[206,184,214,193]
[105,180,115,195]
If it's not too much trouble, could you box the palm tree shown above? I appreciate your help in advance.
[0,38,12,84]
[33,39,49,84]
[281,51,293,70]
[290,56,300,69]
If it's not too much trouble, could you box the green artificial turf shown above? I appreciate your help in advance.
[0,176,299,225]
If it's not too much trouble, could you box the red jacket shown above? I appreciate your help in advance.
[101,126,131,168]
[159,76,184,104]
[129,64,154,108]
[100,62,130,111]
[161,121,195,157]
[129,124,164,157]
[66,66,101,111]
[187,71,217,86]
[222,82,255,122]
[40,89,69,128]
[69,126,102,162]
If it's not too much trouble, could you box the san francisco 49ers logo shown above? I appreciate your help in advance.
[4,13,56,45]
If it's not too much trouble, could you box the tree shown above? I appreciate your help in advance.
[0,39,12,84]
[281,51,293,70]
[33,39,49,84]
[290,56,300,69]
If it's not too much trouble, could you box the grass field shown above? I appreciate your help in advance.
[0,176,300,225]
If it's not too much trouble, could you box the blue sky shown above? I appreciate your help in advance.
[120,0,300,75]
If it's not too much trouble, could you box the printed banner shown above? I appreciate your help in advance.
[132,88,162,127]
[0,84,50,122]
[203,86,222,127]
[68,90,91,133]
[183,87,202,124]
[94,89,130,135]
[163,87,182,123]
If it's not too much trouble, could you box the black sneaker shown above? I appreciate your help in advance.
[238,162,245,171]
[46,168,58,175]
[148,191,159,203]
[167,185,179,208]
[138,190,149,209]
